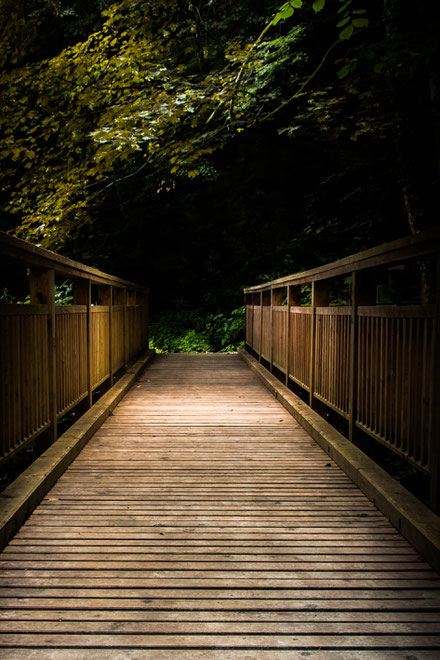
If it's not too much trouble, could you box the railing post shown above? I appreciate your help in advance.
[245,294,252,353]
[73,278,92,408]
[259,292,263,362]
[114,287,127,369]
[126,290,136,363]
[348,271,377,441]
[285,287,291,386]
[145,290,150,350]
[309,280,330,408]
[271,289,283,373]
[270,290,274,371]
[136,290,145,357]
[135,291,146,355]
[144,291,150,350]
[285,286,301,387]
[98,285,113,388]
[430,254,440,512]
[29,268,57,446]
[244,293,248,350]
[252,293,258,356]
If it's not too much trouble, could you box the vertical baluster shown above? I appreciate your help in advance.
[349,271,376,441]
[286,287,300,387]
[98,285,113,388]
[420,318,429,467]
[413,317,421,462]
[259,292,263,362]
[29,268,56,448]
[394,317,401,450]
[384,316,389,444]
[430,255,440,511]
[73,279,92,408]
[310,280,329,409]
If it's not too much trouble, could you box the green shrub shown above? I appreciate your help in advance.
[149,305,245,353]
[206,306,245,351]
[0,282,73,305]
[177,329,212,353]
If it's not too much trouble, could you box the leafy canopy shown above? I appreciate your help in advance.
[0,0,370,247]
[1,0,437,253]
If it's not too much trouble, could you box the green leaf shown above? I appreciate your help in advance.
[337,2,352,14]
[337,64,352,79]
[336,16,350,27]
[352,18,369,28]
[337,59,358,78]
[312,0,325,11]
[290,0,303,8]
[352,9,367,14]
[272,4,294,25]
[339,24,354,40]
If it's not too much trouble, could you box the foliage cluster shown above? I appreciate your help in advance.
[0,0,439,328]
[0,281,73,305]
[1,0,438,245]
[149,306,245,353]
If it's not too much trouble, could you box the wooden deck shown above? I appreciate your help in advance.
[0,353,440,659]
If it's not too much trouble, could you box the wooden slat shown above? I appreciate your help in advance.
[55,307,87,416]
[288,307,311,389]
[314,307,351,416]
[356,309,435,472]
[0,307,50,460]
[0,353,439,655]
[90,307,110,389]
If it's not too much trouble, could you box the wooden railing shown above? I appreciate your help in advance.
[0,232,149,464]
[244,229,440,511]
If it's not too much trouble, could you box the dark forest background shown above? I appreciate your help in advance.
[1,0,439,350]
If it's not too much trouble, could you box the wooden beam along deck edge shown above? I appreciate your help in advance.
[0,350,156,552]
[238,349,440,573]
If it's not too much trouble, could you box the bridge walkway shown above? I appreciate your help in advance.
[0,353,439,658]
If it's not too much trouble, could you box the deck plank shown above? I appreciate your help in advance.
[1,353,439,654]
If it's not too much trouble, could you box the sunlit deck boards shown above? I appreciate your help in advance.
[0,352,439,658]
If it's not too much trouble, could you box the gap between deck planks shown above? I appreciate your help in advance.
[0,352,439,658]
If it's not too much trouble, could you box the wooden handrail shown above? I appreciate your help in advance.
[0,231,148,292]
[0,232,150,466]
[244,228,440,292]
[244,230,440,512]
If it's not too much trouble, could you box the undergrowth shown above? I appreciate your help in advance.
[149,306,245,353]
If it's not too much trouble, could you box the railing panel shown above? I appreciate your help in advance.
[135,305,143,356]
[261,306,271,361]
[357,305,435,472]
[272,306,287,371]
[112,306,125,372]
[141,302,149,349]
[0,306,50,459]
[126,306,137,362]
[315,307,351,417]
[252,306,261,355]
[125,305,146,361]
[243,229,440,510]
[0,231,149,466]
[289,307,312,390]
[90,307,110,389]
[55,307,87,416]
[245,305,253,345]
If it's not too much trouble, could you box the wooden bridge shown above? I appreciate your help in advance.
[1,231,440,657]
